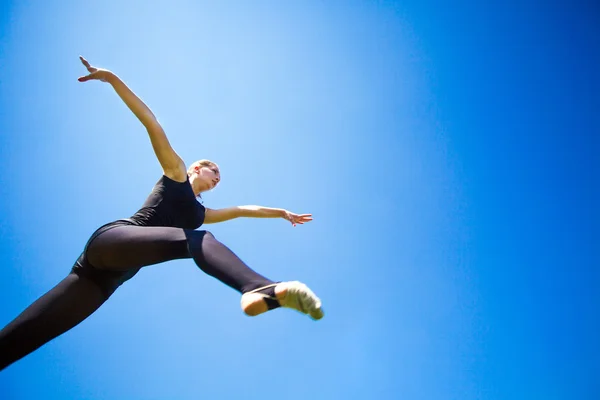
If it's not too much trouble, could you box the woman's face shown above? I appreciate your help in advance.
[198,164,220,190]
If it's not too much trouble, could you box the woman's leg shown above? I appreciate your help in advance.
[86,226,275,293]
[0,271,110,371]
[0,226,322,371]
[87,226,323,319]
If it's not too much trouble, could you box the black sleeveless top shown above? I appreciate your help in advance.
[124,175,206,229]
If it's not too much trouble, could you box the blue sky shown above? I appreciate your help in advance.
[0,0,597,399]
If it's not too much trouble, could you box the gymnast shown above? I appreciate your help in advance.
[0,57,323,371]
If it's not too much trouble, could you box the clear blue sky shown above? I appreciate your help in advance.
[0,1,598,399]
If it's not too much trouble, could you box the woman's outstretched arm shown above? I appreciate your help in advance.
[77,56,186,181]
[204,206,313,227]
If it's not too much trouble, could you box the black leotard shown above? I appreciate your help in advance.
[71,175,207,295]
[128,174,206,228]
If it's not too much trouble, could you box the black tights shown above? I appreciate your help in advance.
[0,225,276,371]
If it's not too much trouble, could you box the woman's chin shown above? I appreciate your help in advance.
[198,185,212,195]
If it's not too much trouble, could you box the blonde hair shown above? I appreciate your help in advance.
[187,159,219,177]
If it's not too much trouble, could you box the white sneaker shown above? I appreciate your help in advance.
[276,281,324,321]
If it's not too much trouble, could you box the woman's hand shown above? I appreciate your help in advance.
[77,56,114,83]
[282,210,313,227]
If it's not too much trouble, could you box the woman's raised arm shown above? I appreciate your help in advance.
[78,56,186,181]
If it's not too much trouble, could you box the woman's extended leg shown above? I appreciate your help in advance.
[86,227,274,293]
[0,271,110,371]
[0,225,323,370]
[87,226,323,318]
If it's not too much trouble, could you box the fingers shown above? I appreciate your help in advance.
[284,211,313,227]
[290,216,313,226]
[290,213,312,219]
[79,56,92,69]
[80,57,94,74]
[77,73,94,82]
[79,56,97,75]
[296,214,313,222]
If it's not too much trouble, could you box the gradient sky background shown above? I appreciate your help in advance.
[0,1,598,399]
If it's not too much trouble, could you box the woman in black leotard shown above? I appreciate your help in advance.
[0,57,323,372]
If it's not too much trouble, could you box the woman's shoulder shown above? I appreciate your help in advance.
[163,167,188,183]
[160,174,188,185]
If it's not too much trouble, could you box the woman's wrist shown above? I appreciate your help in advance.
[105,72,119,84]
